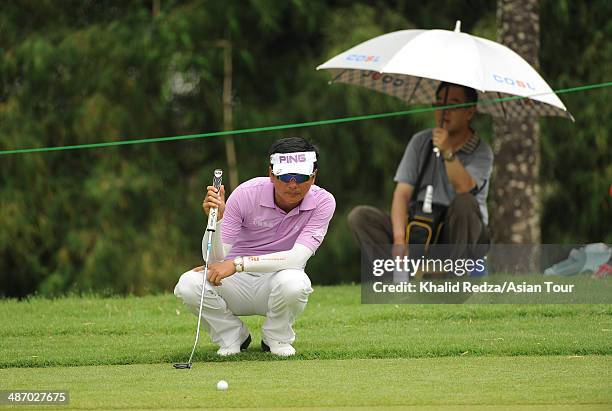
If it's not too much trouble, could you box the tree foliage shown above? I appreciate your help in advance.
[0,0,609,297]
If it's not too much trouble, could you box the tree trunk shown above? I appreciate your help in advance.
[491,0,541,246]
[221,40,239,191]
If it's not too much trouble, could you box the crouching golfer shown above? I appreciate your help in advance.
[174,137,335,357]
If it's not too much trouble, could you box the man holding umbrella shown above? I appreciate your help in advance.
[348,81,493,272]
[318,22,572,277]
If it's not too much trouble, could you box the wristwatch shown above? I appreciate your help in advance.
[233,256,244,272]
[443,150,456,162]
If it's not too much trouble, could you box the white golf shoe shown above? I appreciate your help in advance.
[261,340,296,357]
[216,334,251,356]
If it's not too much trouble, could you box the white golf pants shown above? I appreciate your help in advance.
[174,269,313,348]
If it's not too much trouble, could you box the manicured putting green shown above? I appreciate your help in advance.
[1,285,610,409]
[3,356,610,409]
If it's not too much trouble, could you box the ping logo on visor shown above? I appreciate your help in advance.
[270,151,317,176]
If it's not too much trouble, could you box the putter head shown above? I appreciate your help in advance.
[173,363,192,369]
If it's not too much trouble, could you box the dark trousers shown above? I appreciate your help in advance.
[347,193,489,264]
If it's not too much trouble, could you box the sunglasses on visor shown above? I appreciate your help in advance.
[275,173,314,183]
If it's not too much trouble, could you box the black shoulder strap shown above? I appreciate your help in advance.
[412,138,434,199]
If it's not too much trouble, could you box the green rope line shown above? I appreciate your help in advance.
[0,81,610,156]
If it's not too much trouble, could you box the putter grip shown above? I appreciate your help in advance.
[206,169,223,231]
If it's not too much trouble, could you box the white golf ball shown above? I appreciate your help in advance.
[217,380,228,391]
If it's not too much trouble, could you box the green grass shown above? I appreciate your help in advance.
[3,357,610,410]
[1,285,611,409]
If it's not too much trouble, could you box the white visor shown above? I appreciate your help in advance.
[270,151,317,176]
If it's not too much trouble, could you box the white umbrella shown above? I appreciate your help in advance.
[317,21,573,120]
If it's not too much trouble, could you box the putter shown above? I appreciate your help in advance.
[174,169,223,369]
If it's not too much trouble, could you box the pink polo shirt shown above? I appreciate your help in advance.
[222,177,336,259]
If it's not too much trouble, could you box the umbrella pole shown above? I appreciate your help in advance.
[438,85,449,128]
[422,85,448,214]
